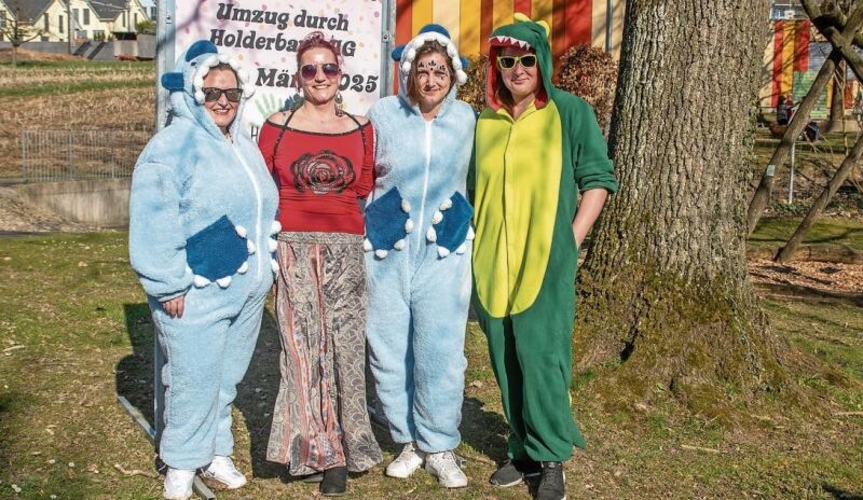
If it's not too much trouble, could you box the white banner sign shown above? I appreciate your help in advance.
[172,0,387,137]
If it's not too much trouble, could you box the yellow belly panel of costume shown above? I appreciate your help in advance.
[473,101,563,317]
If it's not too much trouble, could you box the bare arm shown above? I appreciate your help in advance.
[572,188,609,249]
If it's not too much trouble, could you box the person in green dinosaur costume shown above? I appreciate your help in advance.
[469,13,618,500]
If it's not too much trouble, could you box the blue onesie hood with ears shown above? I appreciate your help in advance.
[160,40,257,140]
[391,24,470,118]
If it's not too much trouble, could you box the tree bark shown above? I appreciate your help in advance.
[578,0,792,420]
[775,133,863,262]
[827,60,846,133]
[745,1,863,235]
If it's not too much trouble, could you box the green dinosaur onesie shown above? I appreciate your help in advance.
[470,14,618,462]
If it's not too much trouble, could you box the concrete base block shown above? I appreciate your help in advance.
[16,178,131,227]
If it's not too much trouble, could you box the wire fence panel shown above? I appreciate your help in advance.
[21,129,152,182]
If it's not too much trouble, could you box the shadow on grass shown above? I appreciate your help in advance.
[755,282,863,307]
[750,223,863,248]
[234,311,288,481]
[116,303,156,427]
[115,303,287,480]
[115,303,511,482]
[823,483,863,500]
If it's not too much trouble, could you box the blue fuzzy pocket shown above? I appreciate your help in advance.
[365,187,410,250]
[433,192,473,253]
[186,215,247,281]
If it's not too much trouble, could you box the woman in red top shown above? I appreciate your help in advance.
[257,31,382,496]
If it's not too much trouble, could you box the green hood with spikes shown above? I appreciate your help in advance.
[486,13,555,110]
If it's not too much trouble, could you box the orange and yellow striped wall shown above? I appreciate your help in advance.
[395,0,625,73]
[759,20,858,111]
[763,20,811,107]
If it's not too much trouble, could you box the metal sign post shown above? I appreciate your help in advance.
[788,140,796,204]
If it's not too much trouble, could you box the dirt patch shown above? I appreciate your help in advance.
[749,258,863,306]
[0,186,96,233]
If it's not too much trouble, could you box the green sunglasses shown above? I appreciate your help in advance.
[496,54,537,70]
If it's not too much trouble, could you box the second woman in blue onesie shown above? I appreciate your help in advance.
[364,24,476,489]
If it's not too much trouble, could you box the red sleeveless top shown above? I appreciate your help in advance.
[258,117,375,235]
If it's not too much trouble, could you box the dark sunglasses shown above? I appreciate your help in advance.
[202,87,243,102]
[300,63,341,80]
[497,54,537,70]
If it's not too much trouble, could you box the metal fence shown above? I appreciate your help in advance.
[21,128,152,182]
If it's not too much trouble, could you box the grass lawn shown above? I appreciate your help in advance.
[750,216,863,252]
[1,234,862,500]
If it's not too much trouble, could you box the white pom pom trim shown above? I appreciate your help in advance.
[271,259,280,274]
[426,227,437,242]
[456,243,468,254]
[193,275,210,288]
[375,249,389,259]
[405,219,414,233]
[400,32,467,87]
[235,225,248,238]
[466,226,475,241]
[216,276,232,288]
[268,239,278,253]
[440,198,453,210]
[437,246,451,258]
[394,239,406,250]
[431,211,443,224]
[192,53,254,102]
[363,238,373,252]
[247,240,256,255]
[237,262,249,274]
[401,199,411,212]
[271,221,282,234]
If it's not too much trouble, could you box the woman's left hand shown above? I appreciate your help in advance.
[162,295,186,319]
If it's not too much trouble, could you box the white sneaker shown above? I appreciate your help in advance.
[163,468,195,500]
[385,442,426,478]
[200,455,247,489]
[425,450,468,488]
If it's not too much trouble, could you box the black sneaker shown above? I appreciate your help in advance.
[320,466,347,496]
[490,458,541,487]
[299,472,323,483]
[535,461,566,500]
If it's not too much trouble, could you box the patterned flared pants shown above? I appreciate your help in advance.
[266,231,382,475]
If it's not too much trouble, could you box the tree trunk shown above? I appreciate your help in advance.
[827,60,846,133]
[578,0,792,421]
[775,132,863,263]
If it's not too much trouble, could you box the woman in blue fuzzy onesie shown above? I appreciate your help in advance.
[129,40,279,500]
[364,24,476,489]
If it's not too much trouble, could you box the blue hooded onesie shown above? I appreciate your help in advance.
[128,40,279,470]
[364,25,476,453]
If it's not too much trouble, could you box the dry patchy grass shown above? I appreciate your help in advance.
[0,86,154,177]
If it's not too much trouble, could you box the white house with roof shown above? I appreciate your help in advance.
[0,0,150,44]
